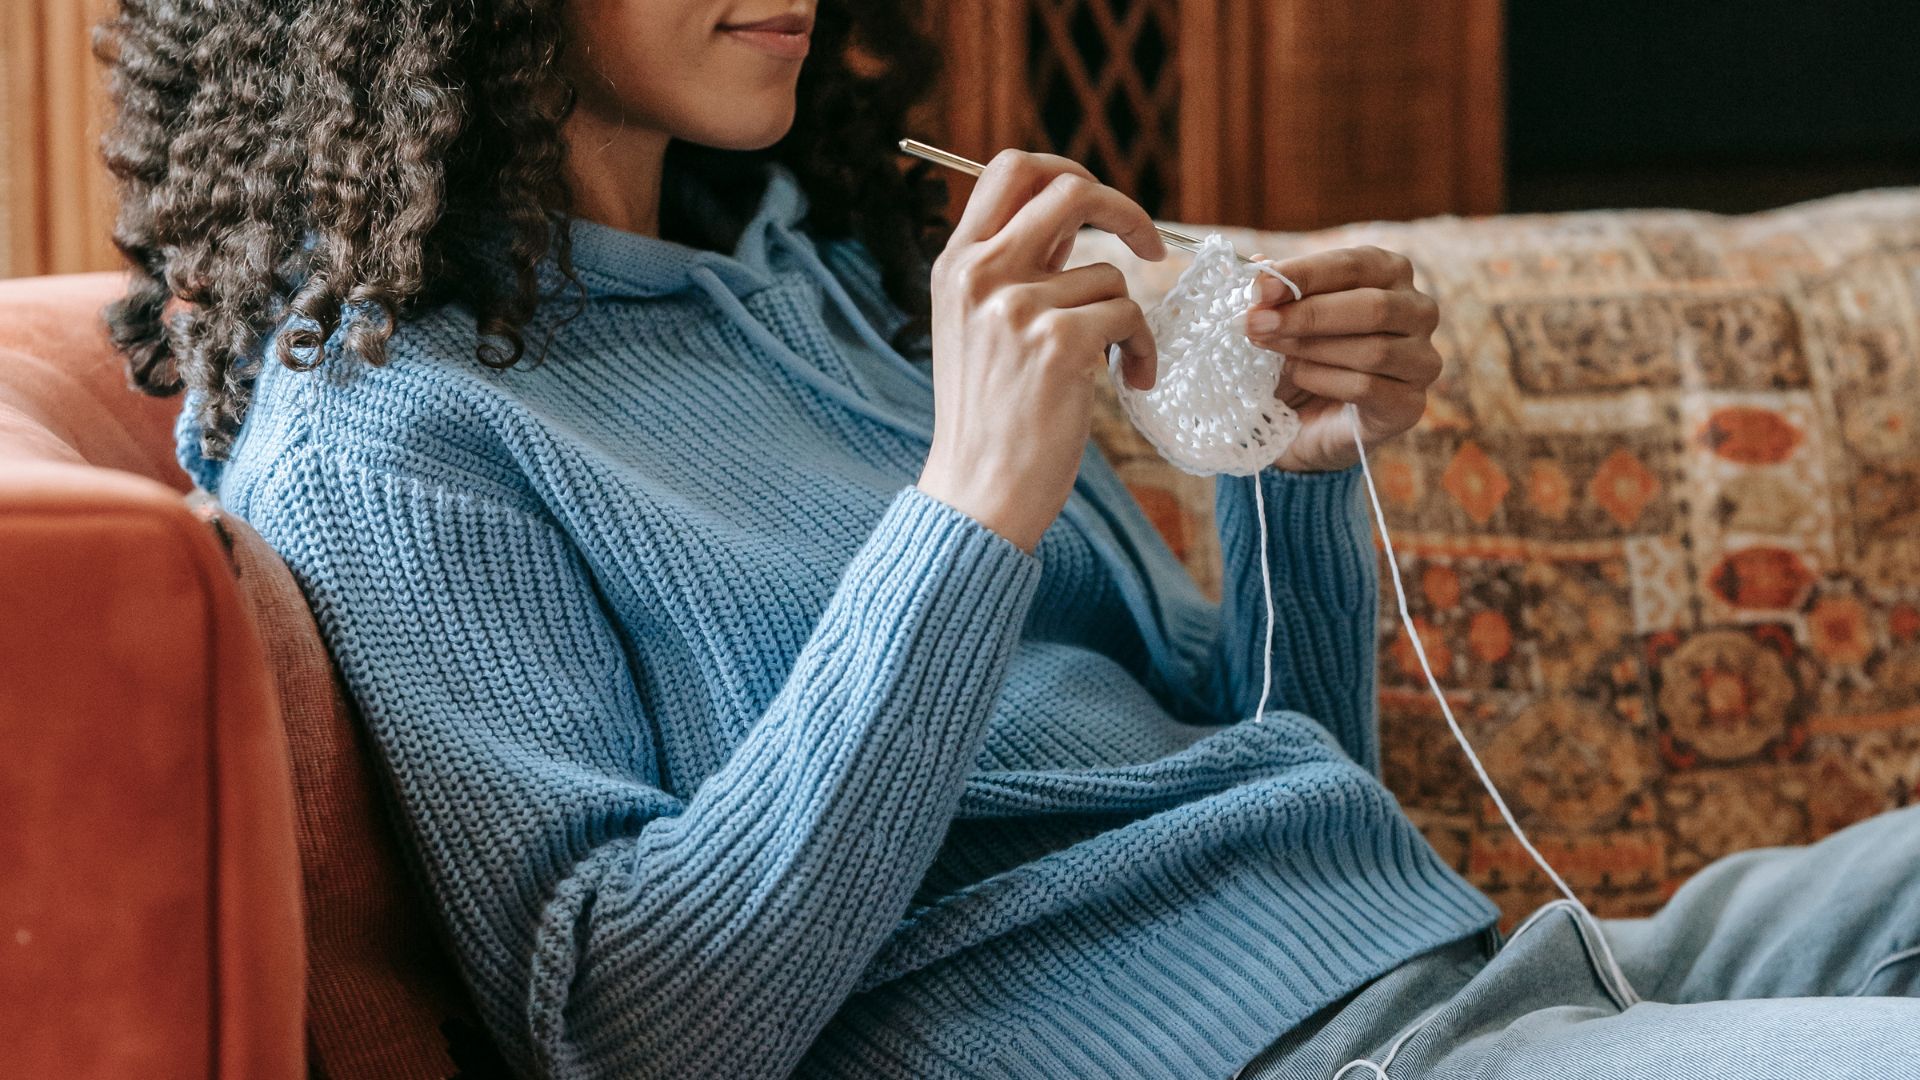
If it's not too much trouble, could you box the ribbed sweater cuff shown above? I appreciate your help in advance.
[1213,463,1382,770]
[1244,464,1375,615]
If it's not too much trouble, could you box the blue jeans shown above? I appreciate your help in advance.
[1236,803,1920,1079]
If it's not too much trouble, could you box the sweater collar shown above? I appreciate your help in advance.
[560,160,810,300]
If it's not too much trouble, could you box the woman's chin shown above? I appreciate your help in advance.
[680,104,797,153]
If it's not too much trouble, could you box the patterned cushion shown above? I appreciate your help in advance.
[1078,190,1920,923]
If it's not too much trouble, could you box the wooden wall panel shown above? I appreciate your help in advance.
[922,0,1036,223]
[1,0,120,279]
[933,0,1505,232]
[1250,0,1504,229]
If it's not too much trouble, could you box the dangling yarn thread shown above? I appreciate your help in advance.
[1111,235,1640,1010]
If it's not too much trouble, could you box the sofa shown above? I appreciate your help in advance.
[4,189,1918,1077]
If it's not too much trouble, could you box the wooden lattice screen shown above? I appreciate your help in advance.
[930,0,1505,231]
[1025,0,1182,218]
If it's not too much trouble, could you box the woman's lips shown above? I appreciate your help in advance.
[718,13,812,60]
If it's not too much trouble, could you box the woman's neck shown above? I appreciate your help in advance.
[562,108,671,237]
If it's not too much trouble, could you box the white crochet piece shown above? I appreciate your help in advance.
[1107,233,1303,477]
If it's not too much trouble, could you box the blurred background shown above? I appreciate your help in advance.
[4,0,1918,278]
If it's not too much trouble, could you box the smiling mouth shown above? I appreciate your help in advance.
[717,12,812,60]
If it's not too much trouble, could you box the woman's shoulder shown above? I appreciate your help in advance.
[206,302,556,513]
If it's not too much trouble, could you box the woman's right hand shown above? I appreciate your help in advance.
[915,150,1168,553]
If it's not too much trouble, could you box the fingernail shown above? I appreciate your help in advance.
[1248,309,1280,335]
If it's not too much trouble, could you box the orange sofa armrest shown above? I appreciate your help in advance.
[0,463,304,1079]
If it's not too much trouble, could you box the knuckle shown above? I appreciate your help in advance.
[1049,172,1092,200]
[1414,291,1441,328]
[951,256,992,300]
[1038,313,1084,360]
[987,148,1032,178]
[931,247,959,282]
[1025,307,1062,344]
[1292,302,1320,336]
[983,287,1027,323]
[1368,337,1396,369]
[1004,287,1043,323]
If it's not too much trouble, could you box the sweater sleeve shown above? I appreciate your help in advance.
[230,444,1043,1079]
[1208,465,1383,774]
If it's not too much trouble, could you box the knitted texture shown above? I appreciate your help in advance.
[194,163,1497,1080]
[1109,235,1302,476]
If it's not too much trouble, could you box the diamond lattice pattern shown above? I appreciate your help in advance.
[1026,0,1180,217]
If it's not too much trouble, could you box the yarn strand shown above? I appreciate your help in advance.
[1343,398,1641,1007]
[1250,477,1275,723]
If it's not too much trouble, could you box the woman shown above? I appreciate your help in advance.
[97,1,1920,1078]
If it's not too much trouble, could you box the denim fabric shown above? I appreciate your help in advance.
[1238,804,1920,1079]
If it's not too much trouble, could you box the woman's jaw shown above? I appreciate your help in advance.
[562,0,813,156]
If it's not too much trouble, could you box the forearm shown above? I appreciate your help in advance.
[505,486,1040,1078]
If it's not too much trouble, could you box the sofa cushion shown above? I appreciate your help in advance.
[1,278,302,1077]
[0,273,185,490]
[1079,189,1920,923]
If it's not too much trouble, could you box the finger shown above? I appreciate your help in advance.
[999,171,1167,267]
[1035,261,1131,309]
[1253,245,1416,304]
[1274,357,1413,407]
[950,150,1098,246]
[1256,334,1443,386]
[1282,358,1427,421]
[1246,287,1437,340]
[1046,232,1076,274]
[1067,296,1155,389]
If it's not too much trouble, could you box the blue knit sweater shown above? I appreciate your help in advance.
[190,163,1496,1080]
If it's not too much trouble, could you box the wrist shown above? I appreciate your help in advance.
[914,471,1043,554]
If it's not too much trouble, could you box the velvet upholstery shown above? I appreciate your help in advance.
[0,273,478,1079]
[0,273,304,1076]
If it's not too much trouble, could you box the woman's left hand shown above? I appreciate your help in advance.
[1241,245,1442,473]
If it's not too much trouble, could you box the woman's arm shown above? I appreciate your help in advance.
[233,441,1041,1080]
[1209,466,1383,773]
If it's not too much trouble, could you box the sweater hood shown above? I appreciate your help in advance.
[561,160,811,300]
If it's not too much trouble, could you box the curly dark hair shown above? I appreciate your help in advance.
[95,0,950,461]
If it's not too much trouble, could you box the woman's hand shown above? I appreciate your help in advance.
[1242,246,1443,473]
[917,150,1167,552]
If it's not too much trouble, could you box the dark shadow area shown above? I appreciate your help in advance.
[1509,1,1920,213]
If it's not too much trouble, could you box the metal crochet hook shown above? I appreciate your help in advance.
[898,138,1252,265]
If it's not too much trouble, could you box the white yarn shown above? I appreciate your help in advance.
[1107,235,1303,477]
[1115,238,1640,1012]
